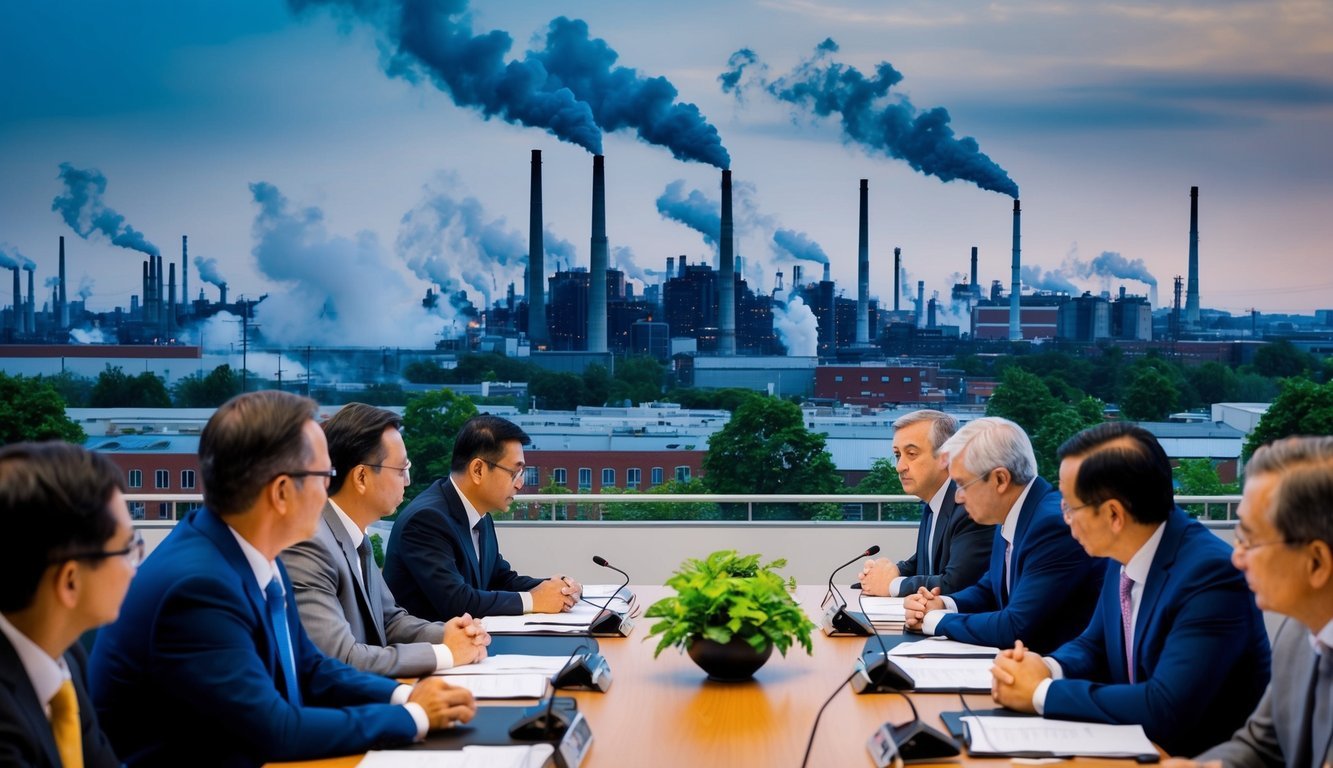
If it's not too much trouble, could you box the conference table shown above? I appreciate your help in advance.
[272,586,1162,768]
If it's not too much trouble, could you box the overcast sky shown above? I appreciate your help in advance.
[2,1,1331,347]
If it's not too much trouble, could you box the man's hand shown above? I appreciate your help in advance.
[530,577,576,613]
[408,677,476,730]
[443,613,490,666]
[557,574,582,602]
[990,640,1047,713]
[902,586,943,630]
[857,558,899,597]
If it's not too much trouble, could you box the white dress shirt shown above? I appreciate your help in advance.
[448,477,533,613]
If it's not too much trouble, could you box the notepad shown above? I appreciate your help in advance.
[887,637,1001,658]
[440,673,548,699]
[960,716,1157,759]
[358,743,554,767]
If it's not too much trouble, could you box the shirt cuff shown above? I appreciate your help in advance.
[1033,678,1053,715]
[520,591,533,613]
[392,685,430,740]
[922,608,952,635]
[889,577,907,597]
[940,595,959,612]
[433,643,455,671]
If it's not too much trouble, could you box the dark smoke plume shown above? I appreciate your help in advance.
[656,180,719,246]
[721,40,1018,197]
[772,228,829,264]
[52,163,161,256]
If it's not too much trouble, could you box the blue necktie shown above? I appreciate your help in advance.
[265,577,302,705]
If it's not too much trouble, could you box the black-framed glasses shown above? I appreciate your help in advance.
[51,530,146,568]
[485,460,526,484]
[364,459,411,479]
[273,468,337,486]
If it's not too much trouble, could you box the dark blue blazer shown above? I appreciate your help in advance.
[0,639,119,768]
[88,508,417,768]
[895,481,995,595]
[937,477,1103,654]
[1046,507,1270,755]
[384,478,544,620]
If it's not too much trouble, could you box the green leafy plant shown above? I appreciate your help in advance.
[644,550,816,658]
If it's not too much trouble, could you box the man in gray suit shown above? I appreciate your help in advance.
[283,403,489,678]
[1166,435,1333,768]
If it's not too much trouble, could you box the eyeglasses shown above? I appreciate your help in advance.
[1232,531,1305,554]
[956,468,998,493]
[364,459,411,480]
[274,468,337,487]
[1061,499,1098,518]
[52,530,146,568]
[485,460,526,485]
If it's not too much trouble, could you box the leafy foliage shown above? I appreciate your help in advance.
[0,372,86,445]
[644,550,815,658]
[1243,378,1333,459]
[1120,366,1180,421]
[89,365,171,408]
[172,364,242,407]
[703,397,841,505]
[399,388,478,506]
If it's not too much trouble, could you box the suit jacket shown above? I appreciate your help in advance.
[936,477,1104,654]
[384,478,544,620]
[0,639,119,768]
[88,508,418,768]
[1196,618,1332,768]
[282,503,446,678]
[1045,507,1271,755]
[895,481,995,595]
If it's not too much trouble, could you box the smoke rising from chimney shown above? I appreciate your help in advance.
[721,40,1019,197]
[1020,246,1159,304]
[193,255,227,288]
[656,180,720,247]
[771,228,829,265]
[52,163,161,256]
[772,294,819,356]
[0,245,35,271]
[249,181,445,346]
[612,245,648,284]
[543,228,578,272]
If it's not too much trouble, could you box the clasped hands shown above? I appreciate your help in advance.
[442,612,491,665]
[530,573,583,613]
[856,558,899,596]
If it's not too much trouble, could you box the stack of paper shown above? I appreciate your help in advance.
[480,585,638,635]
[437,655,578,699]
[880,655,994,692]
[887,637,1000,658]
[358,743,554,767]
[858,596,906,633]
[960,716,1157,759]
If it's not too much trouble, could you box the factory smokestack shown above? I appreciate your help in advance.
[9,269,18,334]
[156,255,164,328]
[26,268,35,334]
[528,150,547,346]
[219,282,228,307]
[1009,199,1022,342]
[927,297,937,329]
[666,256,675,280]
[167,263,176,340]
[588,155,608,353]
[822,263,830,283]
[181,235,189,317]
[718,169,736,355]
[970,245,978,290]
[856,178,869,345]
[893,247,901,312]
[1185,186,1200,326]
[916,280,925,329]
[58,236,68,328]
[141,261,149,322]
[793,264,802,286]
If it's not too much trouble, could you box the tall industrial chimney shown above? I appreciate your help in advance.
[156,255,164,328]
[822,263,830,283]
[666,256,675,279]
[916,280,926,329]
[528,150,547,346]
[927,297,937,329]
[793,264,802,286]
[9,268,19,333]
[181,235,189,316]
[1185,186,1200,326]
[718,169,736,355]
[26,268,35,334]
[893,247,901,312]
[167,263,176,340]
[970,246,979,294]
[219,282,228,307]
[588,155,608,353]
[141,261,150,321]
[856,178,869,345]
[58,236,68,328]
[1009,199,1022,342]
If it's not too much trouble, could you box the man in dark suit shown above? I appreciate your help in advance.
[990,422,1270,755]
[283,403,490,677]
[90,391,475,767]
[384,414,580,620]
[858,409,994,597]
[1166,436,1333,768]
[1,442,130,768]
[903,417,1103,653]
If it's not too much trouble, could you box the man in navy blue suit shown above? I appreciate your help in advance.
[990,422,1270,755]
[857,409,994,597]
[903,417,1102,654]
[90,391,475,767]
[1,442,132,768]
[384,414,580,621]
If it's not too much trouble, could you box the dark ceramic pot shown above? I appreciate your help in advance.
[686,636,774,681]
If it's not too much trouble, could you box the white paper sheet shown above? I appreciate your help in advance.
[884,656,994,691]
[440,654,576,676]
[358,744,554,768]
[481,601,610,633]
[582,583,633,600]
[857,596,906,619]
[961,716,1157,758]
[887,637,1001,658]
[439,673,549,699]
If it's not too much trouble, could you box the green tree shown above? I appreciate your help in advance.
[1243,378,1333,459]
[1184,362,1238,407]
[1173,458,1241,520]
[1120,367,1179,421]
[0,372,86,445]
[853,457,920,521]
[402,360,451,384]
[582,364,612,407]
[89,366,171,408]
[704,397,841,519]
[530,371,588,411]
[609,356,666,405]
[172,364,242,407]
[1253,339,1315,379]
[1031,404,1102,482]
[663,387,762,412]
[36,371,94,407]
[400,388,478,506]
[986,367,1059,435]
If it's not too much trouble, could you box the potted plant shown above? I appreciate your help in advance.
[644,549,816,681]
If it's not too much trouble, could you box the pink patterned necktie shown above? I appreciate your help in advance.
[1119,571,1135,683]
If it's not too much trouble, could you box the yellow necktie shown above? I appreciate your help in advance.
[49,678,83,768]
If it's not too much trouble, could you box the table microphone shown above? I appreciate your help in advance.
[510,641,590,739]
[822,545,878,636]
[586,555,635,637]
[549,555,626,692]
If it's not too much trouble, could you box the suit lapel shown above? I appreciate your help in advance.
[443,481,484,586]
[931,484,958,572]
[323,505,385,645]
[0,633,61,767]
[1132,507,1187,670]
[914,502,932,570]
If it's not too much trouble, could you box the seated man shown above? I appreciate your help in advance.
[903,417,1102,653]
[1,442,132,768]
[858,409,994,597]
[384,414,579,620]
[1165,436,1333,768]
[283,403,490,678]
[90,391,475,766]
[990,422,1270,755]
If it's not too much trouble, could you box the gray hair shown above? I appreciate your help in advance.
[939,416,1037,485]
[1247,436,1333,548]
[892,409,959,453]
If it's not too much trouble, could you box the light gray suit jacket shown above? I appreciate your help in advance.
[1196,617,1330,768]
[282,503,444,678]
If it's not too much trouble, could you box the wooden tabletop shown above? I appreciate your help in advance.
[271,586,1159,768]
